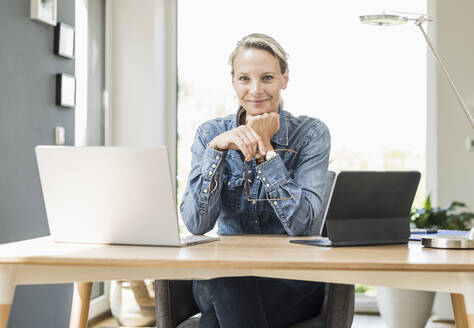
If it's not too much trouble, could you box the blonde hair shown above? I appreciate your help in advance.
[229,33,289,76]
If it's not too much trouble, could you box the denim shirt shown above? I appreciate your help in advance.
[180,108,331,236]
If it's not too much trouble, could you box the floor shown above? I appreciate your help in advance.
[352,314,455,328]
[91,314,455,328]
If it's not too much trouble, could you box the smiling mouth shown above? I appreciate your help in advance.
[247,99,270,103]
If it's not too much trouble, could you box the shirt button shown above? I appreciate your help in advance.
[258,170,262,174]
[266,184,270,188]
[262,177,266,181]
[256,175,260,179]
[203,189,208,193]
[248,179,252,183]
[248,170,252,174]
[228,182,231,185]
[212,164,216,168]
[252,200,256,205]
[273,201,277,205]
[255,220,258,224]
[216,155,220,160]
[209,171,213,176]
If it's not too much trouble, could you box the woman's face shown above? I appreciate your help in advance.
[232,48,289,116]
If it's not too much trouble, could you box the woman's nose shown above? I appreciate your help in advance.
[250,81,263,94]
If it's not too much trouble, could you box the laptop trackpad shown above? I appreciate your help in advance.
[290,239,333,247]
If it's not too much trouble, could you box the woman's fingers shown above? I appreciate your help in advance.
[248,127,266,156]
[232,130,252,161]
[223,126,268,161]
[234,127,264,161]
[240,127,259,159]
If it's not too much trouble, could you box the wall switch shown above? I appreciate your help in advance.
[465,137,474,152]
[31,0,57,26]
[55,127,65,145]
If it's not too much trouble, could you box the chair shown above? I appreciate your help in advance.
[155,171,355,328]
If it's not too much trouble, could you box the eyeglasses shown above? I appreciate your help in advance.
[242,149,299,202]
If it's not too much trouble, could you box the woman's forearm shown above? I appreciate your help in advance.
[181,128,227,234]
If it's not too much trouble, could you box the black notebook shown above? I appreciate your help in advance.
[291,171,420,247]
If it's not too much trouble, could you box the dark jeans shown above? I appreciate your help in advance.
[192,277,325,328]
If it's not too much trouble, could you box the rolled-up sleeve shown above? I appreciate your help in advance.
[180,126,226,235]
[256,121,331,236]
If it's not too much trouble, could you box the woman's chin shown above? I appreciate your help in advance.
[244,103,275,116]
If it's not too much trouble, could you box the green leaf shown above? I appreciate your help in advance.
[447,201,465,212]
[424,194,432,211]
[412,195,474,229]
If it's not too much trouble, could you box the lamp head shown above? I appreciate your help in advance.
[360,12,433,26]
[359,14,408,26]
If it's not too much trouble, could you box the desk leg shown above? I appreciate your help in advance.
[451,293,474,328]
[69,282,92,328]
[0,306,11,328]
[0,266,15,328]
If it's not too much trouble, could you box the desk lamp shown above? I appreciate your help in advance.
[359,11,474,249]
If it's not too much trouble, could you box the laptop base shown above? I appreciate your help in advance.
[180,235,220,246]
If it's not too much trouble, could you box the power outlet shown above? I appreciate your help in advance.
[55,127,65,145]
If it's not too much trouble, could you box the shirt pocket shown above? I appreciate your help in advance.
[221,173,244,209]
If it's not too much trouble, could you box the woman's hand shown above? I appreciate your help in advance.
[208,125,266,162]
[246,112,280,151]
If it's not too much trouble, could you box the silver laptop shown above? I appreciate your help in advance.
[35,146,219,246]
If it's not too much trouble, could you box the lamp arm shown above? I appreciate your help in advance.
[417,24,474,128]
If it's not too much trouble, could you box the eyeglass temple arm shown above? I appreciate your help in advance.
[417,23,474,128]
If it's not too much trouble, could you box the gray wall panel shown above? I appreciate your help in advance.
[0,0,75,327]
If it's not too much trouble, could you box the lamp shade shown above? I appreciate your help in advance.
[359,14,408,26]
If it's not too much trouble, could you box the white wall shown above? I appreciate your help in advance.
[427,0,474,320]
[427,0,474,210]
[106,0,177,186]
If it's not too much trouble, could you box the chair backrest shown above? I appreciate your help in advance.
[310,171,336,236]
[155,280,199,328]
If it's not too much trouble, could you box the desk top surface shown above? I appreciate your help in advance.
[0,235,473,271]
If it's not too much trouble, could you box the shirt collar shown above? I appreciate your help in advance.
[232,106,289,146]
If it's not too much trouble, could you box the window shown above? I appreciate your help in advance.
[178,0,426,312]
[177,0,426,216]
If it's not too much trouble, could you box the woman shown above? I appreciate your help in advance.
[180,33,331,328]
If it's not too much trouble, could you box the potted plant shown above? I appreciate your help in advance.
[377,195,474,328]
[410,195,474,230]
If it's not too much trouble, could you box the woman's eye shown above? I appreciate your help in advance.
[239,76,249,81]
[263,75,274,81]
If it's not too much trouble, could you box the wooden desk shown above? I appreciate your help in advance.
[0,235,473,327]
